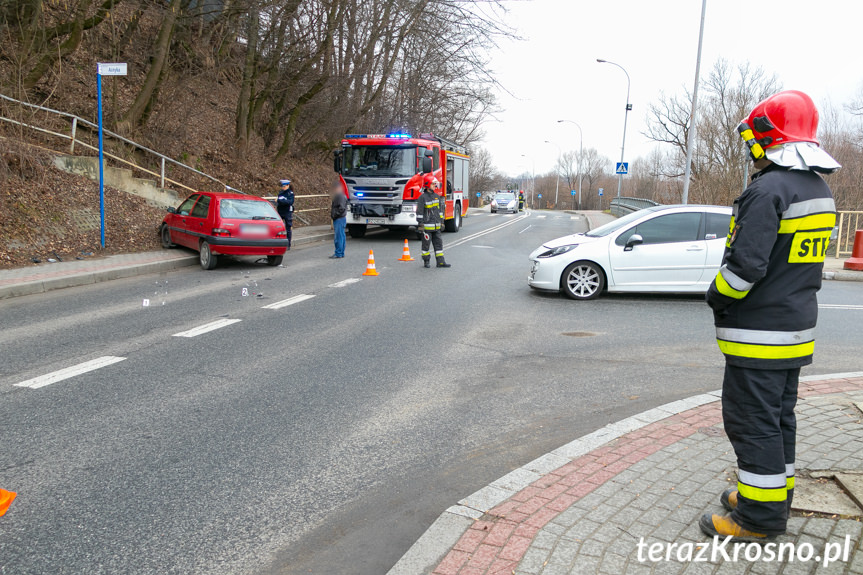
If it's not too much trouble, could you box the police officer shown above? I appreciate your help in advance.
[518,190,525,212]
[416,175,450,268]
[276,179,294,249]
[701,91,840,540]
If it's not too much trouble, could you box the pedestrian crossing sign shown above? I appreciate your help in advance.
[615,162,629,175]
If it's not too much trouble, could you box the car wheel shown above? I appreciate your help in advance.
[561,261,605,300]
[267,255,283,267]
[199,241,218,270]
[160,225,175,249]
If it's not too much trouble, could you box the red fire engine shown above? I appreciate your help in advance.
[333,133,470,238]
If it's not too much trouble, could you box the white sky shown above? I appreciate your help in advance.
[482,0,863,178]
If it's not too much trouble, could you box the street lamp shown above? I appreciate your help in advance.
[520,154,535,208]
[544,140,562,208]
[597,58,631,199]
[557,119,583,210]
[682,0,708,205]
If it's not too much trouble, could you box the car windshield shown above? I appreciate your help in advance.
[496,194,515,202]
[585,207,665,237]
[342,145,417,177]
[219,199,279,220]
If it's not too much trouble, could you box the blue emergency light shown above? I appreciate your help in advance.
[386,133,412,139]
[356,192,365,197]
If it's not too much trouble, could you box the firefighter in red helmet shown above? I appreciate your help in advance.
[700,90,839,540]
[416,175,450,268]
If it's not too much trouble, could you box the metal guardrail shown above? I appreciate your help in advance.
[609,196,660,216]
[0,92,237,195]
[835,211,863,257]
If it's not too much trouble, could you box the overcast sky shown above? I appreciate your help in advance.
[481,0,863,179]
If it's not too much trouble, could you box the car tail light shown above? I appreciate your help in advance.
[276,230,287,238]
[212,228,232,237]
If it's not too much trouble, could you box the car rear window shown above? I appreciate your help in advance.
[219,199,279,220]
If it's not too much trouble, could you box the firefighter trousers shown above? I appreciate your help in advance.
[722,364,799,536]
[421,230,445,264]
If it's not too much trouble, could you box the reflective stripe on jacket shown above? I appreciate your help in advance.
[416,190,444,231]
[706,164,836,369]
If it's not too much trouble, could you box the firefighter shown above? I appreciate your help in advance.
[276,179,294,249]
[518,190,525,212]
[700,90,840,540]
[416,175,451,268]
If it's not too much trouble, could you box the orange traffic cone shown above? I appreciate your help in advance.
[363,250,379,276]
[398,239,415,261]
[0,488,16,517]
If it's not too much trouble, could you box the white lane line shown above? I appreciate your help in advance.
[570,216,580,220]
[518,225,532,234]
[819,304,863,310]
[472,245,495,249]
[262,294,316,310]
[14,356,127,389]
[173,318,242,337]
[488,214,497,217]
[449,213,530,249]
[536,215,546,219]
[329,278,362,288]
[503,214,514,218]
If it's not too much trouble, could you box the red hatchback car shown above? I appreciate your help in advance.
[160,192,289,269]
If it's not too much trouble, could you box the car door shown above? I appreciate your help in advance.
[699,211,733,286]
[185,194,211,244]
[170,194,200,248]
[608,211,707,290]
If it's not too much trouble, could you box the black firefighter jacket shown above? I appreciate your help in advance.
[417,190,444,231]
[706,164,836,369]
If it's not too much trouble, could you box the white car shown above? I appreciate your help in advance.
[491,193,518,213]
[528,205,733,300]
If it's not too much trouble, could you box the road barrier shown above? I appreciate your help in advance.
[609,197,660,216]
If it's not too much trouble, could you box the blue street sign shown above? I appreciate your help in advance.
[538,194,542,199]
[598,188,604,196]
[615,162,629,175]
[476,192,481,197]
[571,190,576,196]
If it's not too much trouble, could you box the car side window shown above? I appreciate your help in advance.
[177,195,199,216]
[616,213,703,246]
[705,212,732,240]
[191,195,210,219]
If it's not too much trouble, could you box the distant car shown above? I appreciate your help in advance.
[160,191,289,270]
[491,193,518,213]
[528,205,733,300]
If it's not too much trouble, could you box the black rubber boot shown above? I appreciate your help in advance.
[423,258,431,268]
[436,259,451,268]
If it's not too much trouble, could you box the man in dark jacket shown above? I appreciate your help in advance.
[330,183,347,259]
[416,175,450,268]
[276,179,294,249]
[700,91,839,541]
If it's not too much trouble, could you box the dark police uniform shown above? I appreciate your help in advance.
[416,188,446,266]
[518,191,525,212]
[706,164,836,535]
[277,186,295,247]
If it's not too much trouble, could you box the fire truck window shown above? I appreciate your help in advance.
[446,158,455,198]
[453,158,464,195]
[433,147,440,171]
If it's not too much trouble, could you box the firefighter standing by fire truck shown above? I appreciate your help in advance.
[416,175,451,268]
[518,191,525,212]
[700,90,839,541]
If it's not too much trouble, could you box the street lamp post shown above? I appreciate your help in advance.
[557,119,583,211]
[597,59,631,199]
[681,0,708,205]
[544,140,562,208]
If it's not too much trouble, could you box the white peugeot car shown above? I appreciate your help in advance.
[528,205,733,300]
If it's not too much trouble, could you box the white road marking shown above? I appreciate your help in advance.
[448,213,531,249]
[14,356,127,389]
[488,214,497,217]
[173,318,242,337]
[819,304,863,310]
[262,294,316,310]
[472,245,495,249]
[503,214,514,218]
[328,278,362,288]
[571,216,580,220]
[518,225,533,234]
[536,215,546,219]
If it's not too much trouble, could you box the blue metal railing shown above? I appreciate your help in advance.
[609,197,660,216]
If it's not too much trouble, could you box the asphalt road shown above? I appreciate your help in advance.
[1,210,861,575]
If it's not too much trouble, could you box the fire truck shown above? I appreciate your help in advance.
[333,133,470,238]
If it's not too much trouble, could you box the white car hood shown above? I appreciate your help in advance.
[541,233,602,249]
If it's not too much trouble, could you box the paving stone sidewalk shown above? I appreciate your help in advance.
[392,374,863,575]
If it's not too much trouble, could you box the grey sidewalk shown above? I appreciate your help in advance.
[0,224,335,300]
[390,373,863,575]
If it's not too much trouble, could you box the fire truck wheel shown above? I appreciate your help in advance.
[348,224,367,238]
[445,204,462,232]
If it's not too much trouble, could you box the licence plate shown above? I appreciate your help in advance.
[240,224,269,236]
[365,218,387,224]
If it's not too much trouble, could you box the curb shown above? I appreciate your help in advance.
[823,269,863,282]
[386,371,863,575]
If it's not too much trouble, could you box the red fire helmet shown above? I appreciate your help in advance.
[422,174,440,190]
[743,90,820,150]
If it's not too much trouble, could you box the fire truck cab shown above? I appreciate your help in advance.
[333,133,470,238]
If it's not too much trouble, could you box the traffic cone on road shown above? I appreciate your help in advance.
[0,488,16,517]
[398,239,415,262]
[363,250,379,276]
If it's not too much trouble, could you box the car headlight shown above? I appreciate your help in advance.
[537,244,578,258]
[508,201,517,208]
[491,201,497,207]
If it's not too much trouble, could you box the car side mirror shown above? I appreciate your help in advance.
[624,234,643,251]
[167,207,176,214]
